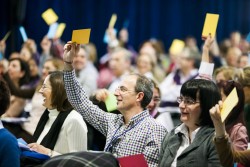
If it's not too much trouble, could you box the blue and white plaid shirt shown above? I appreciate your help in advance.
[64,70,167,167]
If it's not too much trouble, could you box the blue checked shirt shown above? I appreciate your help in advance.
[64,70,167,167]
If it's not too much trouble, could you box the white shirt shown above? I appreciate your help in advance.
[0,121,3,129]
[76,62,99,96]
[159,69,198,113]
[171,123,200,167]
[37,109,88,156]
[159,62,214,114]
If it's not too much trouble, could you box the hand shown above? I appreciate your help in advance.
[0,40,6,54]
[40,36,52,54]
[209,101,223,123]
[0,59,8,74]
[26,39,37,54]
[63,41,80,63]
[95,89,109,102]
[203,34,214,51]
[209,101,226,137]
[28,143,51,155]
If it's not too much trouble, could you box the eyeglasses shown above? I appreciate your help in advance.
[153,96,161,102]
[177,96,199,105]
[216,80,235,85]
[41,84,51,90]
[115,86,135,94]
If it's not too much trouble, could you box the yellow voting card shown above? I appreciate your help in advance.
[202,13,219,39]
[42,8,58,25]
[221,88,238,122]
[169,39,185,55]
[71,29,91,44]
[109,14,117,28]
[105,93,117,112]
[55,23,66,38]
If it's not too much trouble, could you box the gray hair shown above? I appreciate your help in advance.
[131,73,153,108]
[80,45,90,58]
[111,47,132,62]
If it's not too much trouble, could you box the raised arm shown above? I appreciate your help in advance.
[210,102,250,167]
[198,35,215,80]
[63,42,116,136]
[202,35,214,63]
[3,73,36,99]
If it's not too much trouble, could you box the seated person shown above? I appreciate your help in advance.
[159,79,222,167]
[217,80,248,150]
[63,41,167,167]
[210,101,250,167]
[28,71,88,157]
[0,78,20,167]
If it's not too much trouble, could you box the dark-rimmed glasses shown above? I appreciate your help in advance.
[177,96,199,105]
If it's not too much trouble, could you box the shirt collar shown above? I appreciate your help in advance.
[126,110,149,126]
[48,108,60,116]
[175,123,200,143]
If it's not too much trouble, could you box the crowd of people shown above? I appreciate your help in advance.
[0,27,250,167]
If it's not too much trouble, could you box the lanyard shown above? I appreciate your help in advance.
[105,116,148,152]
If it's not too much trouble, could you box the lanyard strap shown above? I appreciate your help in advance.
[105,116,147,152]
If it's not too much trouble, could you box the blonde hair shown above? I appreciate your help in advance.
[238,66,250,87]
[214,66,239,81]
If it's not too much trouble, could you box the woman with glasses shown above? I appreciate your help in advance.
[147,79,174,132]
[159,79,222,167]
[27,71,88,157]
[159,36,222,166]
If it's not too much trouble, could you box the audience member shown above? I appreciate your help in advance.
[159,47,200,126]
[159,79,222,167]
[238,66,250,137]
[147,79,174,132]
[0,78,20,167]
[135,53,157,81]
[214,66,238,83]
[210,101,250,167]
[73,45,98,96]
[107,47,133,92]
[3,58,30,117]
[217,80,248,151]
[238,53,249,68]
[224,47,242,67]
[139,39,166,82]
[28,71,88,157]
[63,42,167,167]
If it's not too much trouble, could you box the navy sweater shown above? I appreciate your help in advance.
[0,128,20,167]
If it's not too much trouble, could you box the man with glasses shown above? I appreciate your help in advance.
[63,42,167,167]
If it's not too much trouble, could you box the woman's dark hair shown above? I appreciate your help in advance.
[9,57,30,86]
[217,80,245,129]
[181,79,221,127]
[48,71,73,111]
[0,78,10,115]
